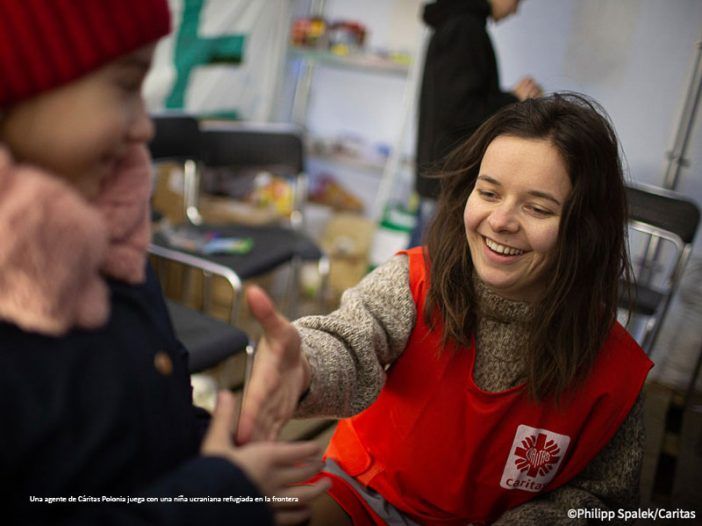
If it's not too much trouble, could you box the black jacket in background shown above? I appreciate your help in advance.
[0,265,273,526]
[416,0,518,198]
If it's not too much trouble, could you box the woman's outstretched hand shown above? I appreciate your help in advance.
[236,285,311,445]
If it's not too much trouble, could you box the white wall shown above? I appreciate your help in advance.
[492,0,702,212]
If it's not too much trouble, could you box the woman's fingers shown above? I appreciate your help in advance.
[238,387,265,439]
[239,377,301,444]
[237,355,282,442]
[246,285,290,343]
[239,285,303,444]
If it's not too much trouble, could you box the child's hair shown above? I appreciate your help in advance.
[424,92,631,401]
[0,0,170,107]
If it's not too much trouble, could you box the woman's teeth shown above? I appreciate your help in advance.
[485,237,524,256]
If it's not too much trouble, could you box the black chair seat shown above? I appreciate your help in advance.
[166,300,248,373]
[618,281,664,317]
[627,186,700,244]
[154,224,323,280]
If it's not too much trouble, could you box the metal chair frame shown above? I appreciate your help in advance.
[149,243,243,324]
[623,183,700,354]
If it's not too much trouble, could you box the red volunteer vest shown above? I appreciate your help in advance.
[326,247,653,525]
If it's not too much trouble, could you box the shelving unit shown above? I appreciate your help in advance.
[288,46,410,77]
[285,3,425,220]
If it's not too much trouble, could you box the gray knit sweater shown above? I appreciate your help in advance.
[294,255,644,525]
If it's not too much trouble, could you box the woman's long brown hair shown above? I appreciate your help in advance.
[423,93,632,401]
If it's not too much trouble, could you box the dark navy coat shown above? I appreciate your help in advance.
[416,0,519,199]
[0,265,273,525]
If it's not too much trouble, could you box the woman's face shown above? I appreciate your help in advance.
[464,135,572,302]
[0,45,155,199]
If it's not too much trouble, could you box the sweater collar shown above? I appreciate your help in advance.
[472,272,533,324]
[0,143,152,336]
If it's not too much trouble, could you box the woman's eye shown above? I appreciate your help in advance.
[526,205,553,216]
[478,190,497,200]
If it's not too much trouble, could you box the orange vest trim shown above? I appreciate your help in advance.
[326,247,653,525]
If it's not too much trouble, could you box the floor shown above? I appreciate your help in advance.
[639,383,702,525]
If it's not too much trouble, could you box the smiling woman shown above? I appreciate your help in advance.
[236,93,653,526]
[425,92,633,400]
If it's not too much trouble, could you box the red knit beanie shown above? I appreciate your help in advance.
[0,0,171,107]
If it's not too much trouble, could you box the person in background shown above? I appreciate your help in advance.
[239,94,652,525]
[411,0,542,246]
[0,1,327,524]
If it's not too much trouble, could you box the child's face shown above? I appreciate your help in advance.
[0,45,156,199]
[464,135,571,302]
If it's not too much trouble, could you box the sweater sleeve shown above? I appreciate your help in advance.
[492,397,645,525]
[293,255,416,418]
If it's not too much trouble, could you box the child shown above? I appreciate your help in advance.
[239,94,653,525]
[0,1,327,524]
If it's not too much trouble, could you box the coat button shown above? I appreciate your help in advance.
[154,351,173,376]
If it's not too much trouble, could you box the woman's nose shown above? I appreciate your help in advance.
[487,203,519,233]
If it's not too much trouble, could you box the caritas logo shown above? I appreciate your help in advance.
[500,425,570,492]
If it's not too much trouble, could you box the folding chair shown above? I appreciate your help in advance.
[620,183,700,354]
[149,244,249,374]
[149,115,329,320]
[166,300,248,373]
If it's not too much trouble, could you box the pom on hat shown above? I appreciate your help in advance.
[0,0,171,107]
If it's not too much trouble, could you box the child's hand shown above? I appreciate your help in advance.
[202,391,330,525]
[237,285,311,444]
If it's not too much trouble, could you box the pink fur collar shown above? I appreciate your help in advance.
[0,144,152,336]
